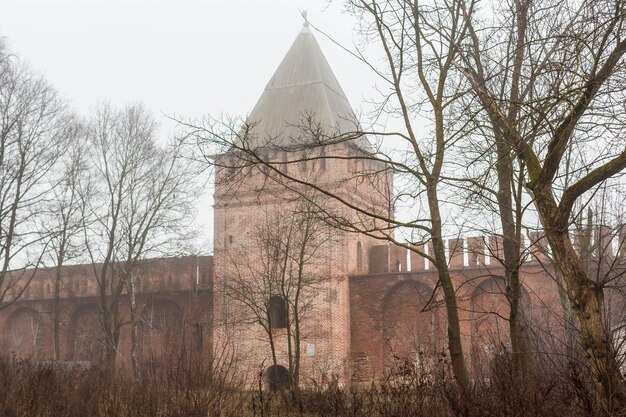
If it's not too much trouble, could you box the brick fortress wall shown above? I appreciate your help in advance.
[349,232,626,381]
[0,256,213,371]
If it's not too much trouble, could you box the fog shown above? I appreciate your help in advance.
[0,0,378,252]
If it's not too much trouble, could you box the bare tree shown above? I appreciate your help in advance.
[0,40,69,309]
[450,23,537,370]
[85,103,197,373]
[457,0,626,409]
[453,122,533,371]
[181,1,476,394]
[224,202,330,389]
[43,121,93,360]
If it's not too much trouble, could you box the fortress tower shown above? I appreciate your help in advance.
[212,22,392,385]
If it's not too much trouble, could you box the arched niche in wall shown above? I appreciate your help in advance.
[356,241,363,273]
[266,364,291,391]
[381,280,441,377]
[469,276,530,375]
[2,307,42,359]
[369,245,390,274]
[69,304,105,363]
[138,298,184,365]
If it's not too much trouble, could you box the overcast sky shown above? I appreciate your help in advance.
[0,0,373,127]
[0,0,378,252]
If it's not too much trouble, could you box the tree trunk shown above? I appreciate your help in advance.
[286,304,294,387]
[104,343,117,371]
[53,264,62,360]
[129,273,140,380]
[534,187,626,412]
[267,312,279,388]
[570,271,625,412]
[554,270,579,359]
[102,306,120,372]
[492,122,532,371]
[507,267,531,371]
[293,306,301,389]
[427,184,471,394]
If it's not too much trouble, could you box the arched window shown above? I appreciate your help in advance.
[356,241,363,272]
[269,295,288,329]
[320,147,326,172]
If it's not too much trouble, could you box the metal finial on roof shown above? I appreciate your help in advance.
[302,10,309,27]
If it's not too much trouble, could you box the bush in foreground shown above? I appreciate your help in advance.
[0,352,600,417]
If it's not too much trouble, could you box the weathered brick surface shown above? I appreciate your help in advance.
[1,225,624,385]
[348,261,567,380]
[0,256,213,370]
[213,149,392,384]
[348,238,626,381]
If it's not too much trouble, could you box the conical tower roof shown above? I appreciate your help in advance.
[245,24,361,149]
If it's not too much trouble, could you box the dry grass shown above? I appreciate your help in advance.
[0,353,246,417]
[0,350,601,417]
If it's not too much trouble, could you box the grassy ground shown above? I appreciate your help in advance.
[0,355,598,417]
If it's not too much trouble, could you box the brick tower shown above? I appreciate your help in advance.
[213,21,392,385]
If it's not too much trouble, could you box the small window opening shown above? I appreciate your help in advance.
[269,295,288,329]
[299,151,308,174]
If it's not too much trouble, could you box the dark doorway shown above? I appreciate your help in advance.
[266,365,291,391]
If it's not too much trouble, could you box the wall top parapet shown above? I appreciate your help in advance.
[365,227,625,275]
[2,256,213,302]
